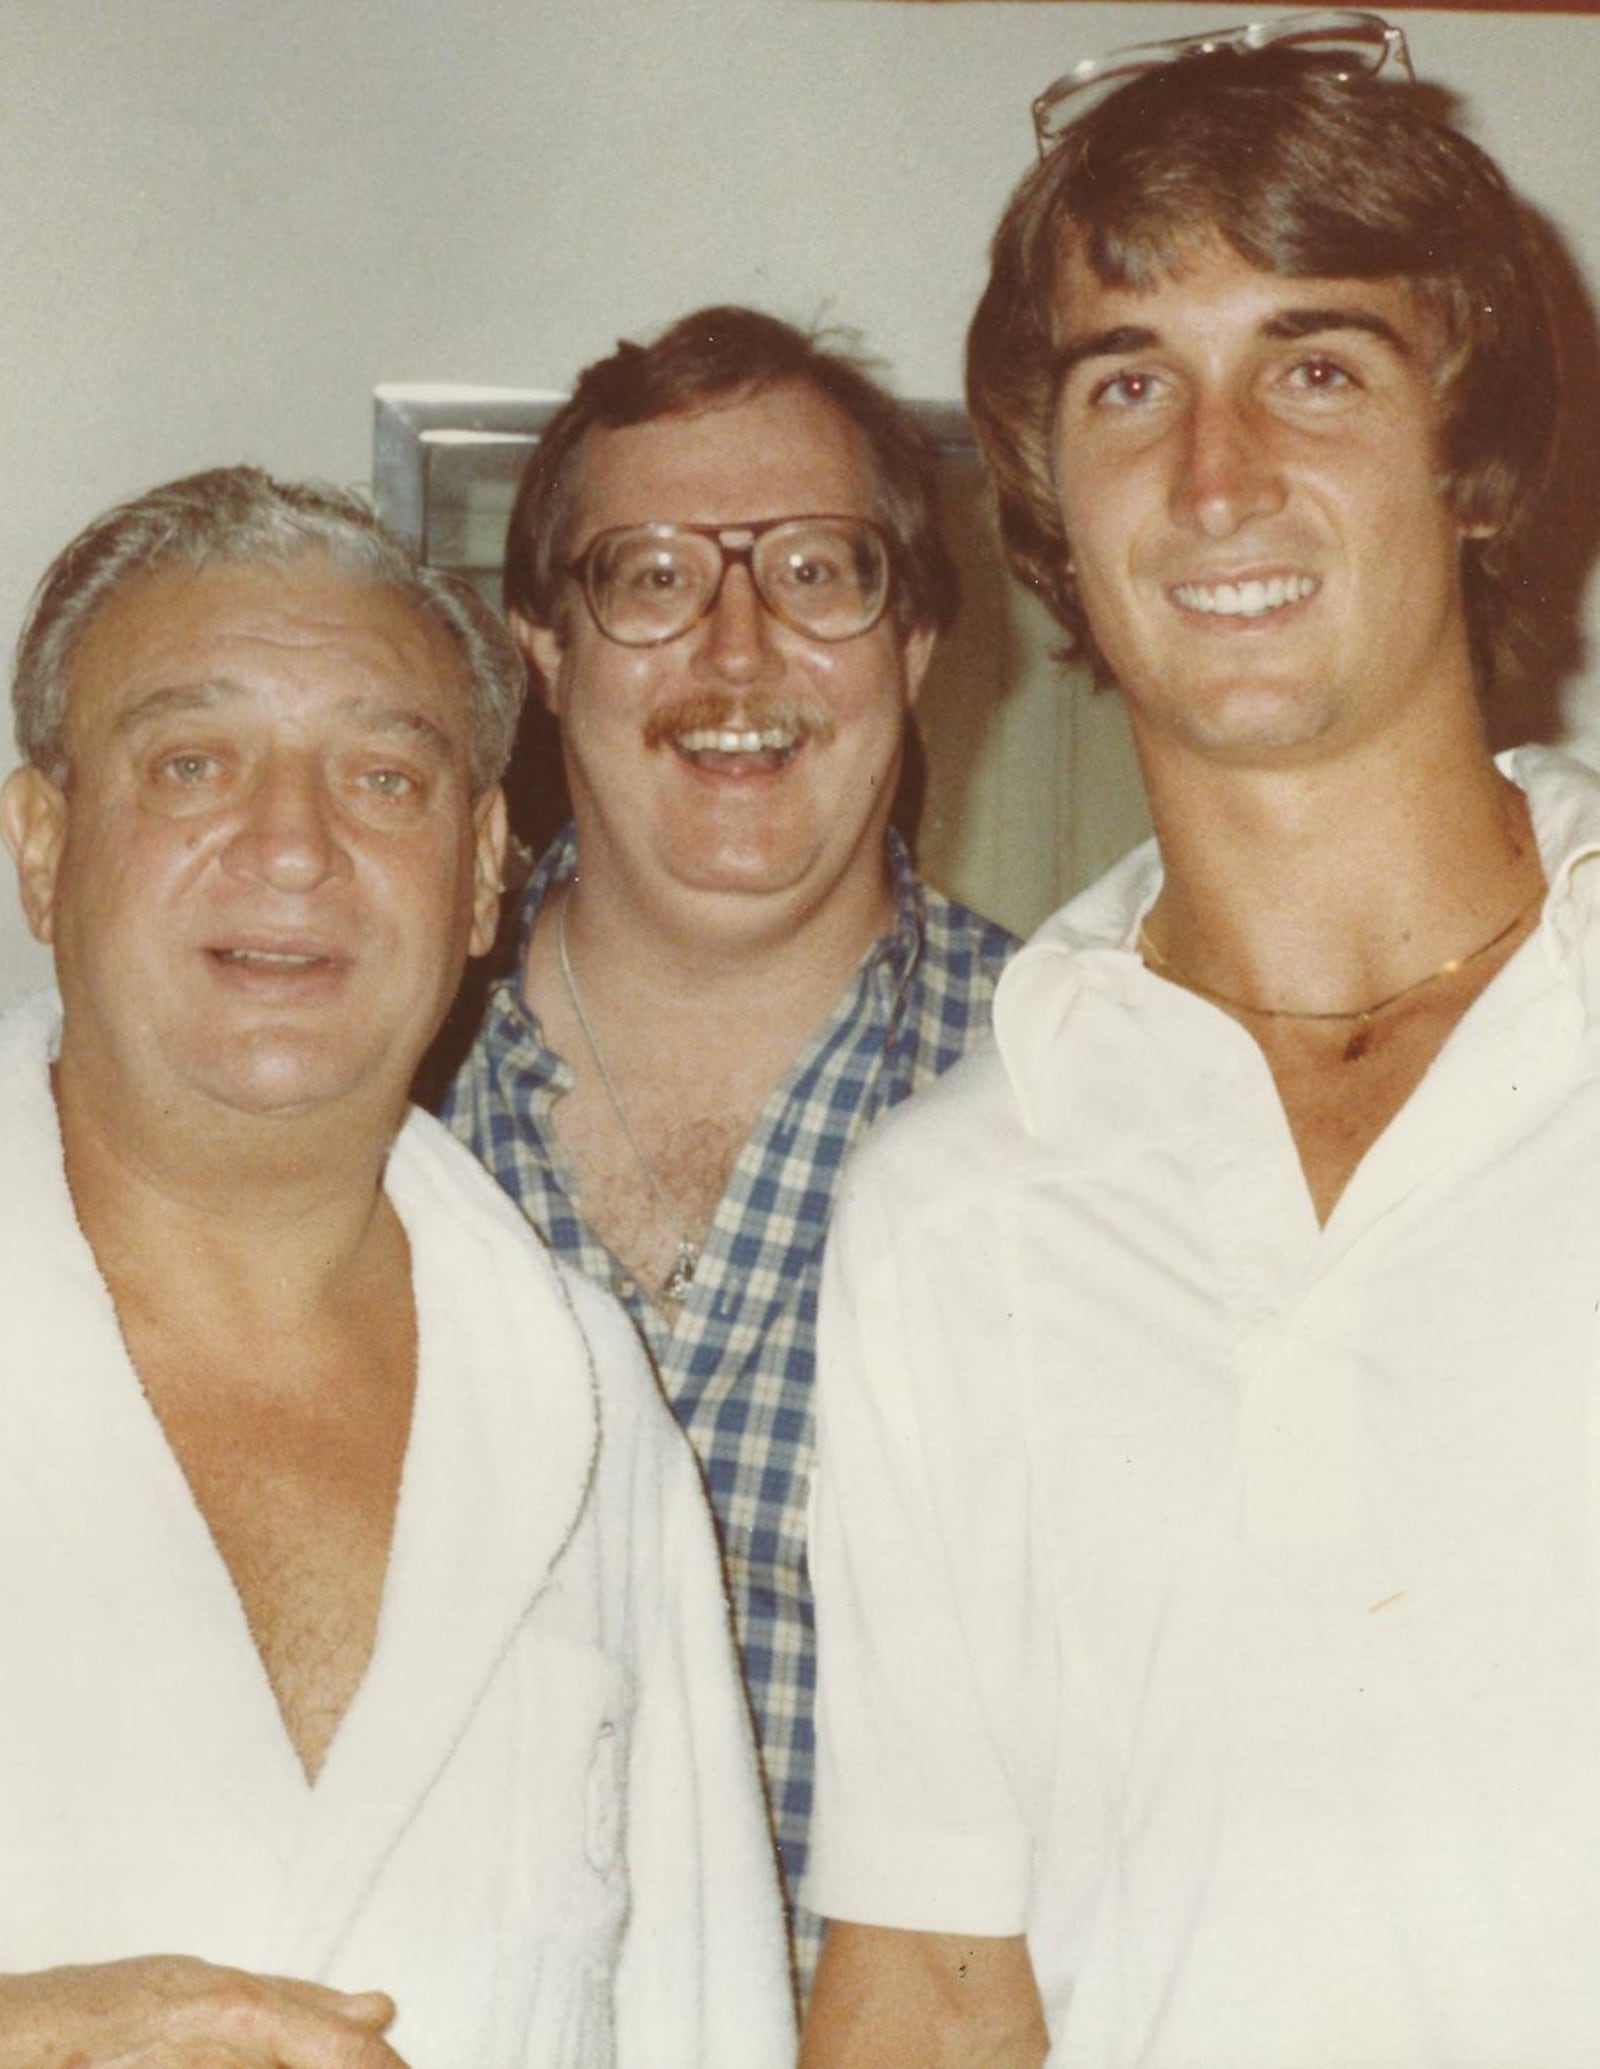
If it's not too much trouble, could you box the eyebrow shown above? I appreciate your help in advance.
[109,683,238,738]
[1262,306,1413,354]
[1053,304,1415,385]
[110,680,457,759]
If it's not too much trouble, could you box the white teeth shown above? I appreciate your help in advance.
[1172,574,1318,618]
[222,949,320,967]
[676,726,798,755]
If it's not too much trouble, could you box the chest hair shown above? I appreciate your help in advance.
[556,1067,761,1298]
[122,1313,414,1780]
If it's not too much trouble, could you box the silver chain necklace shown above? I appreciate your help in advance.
[556,891,701,1305]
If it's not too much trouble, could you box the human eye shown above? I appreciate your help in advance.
[145,745,228,798]
[611,538,693,596]
[1088,366,1166,411]
[360,765,420,800]
[635,558,690,594]
[1284,352,1357,395]
[767,520,872,596]
[160,751,222,785]
[606,541,706,633]
[777,545,845,592]
[345,748,440,821]
[134,740,234,816]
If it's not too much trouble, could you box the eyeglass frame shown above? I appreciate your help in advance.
[561,514,896,648]
[1032,9,1413,159]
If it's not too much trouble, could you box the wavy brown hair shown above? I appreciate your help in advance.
[966,52,1560,698]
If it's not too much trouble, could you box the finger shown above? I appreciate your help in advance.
[259,1975,397,2030]
[251,1990,407,2069]
[329,1990,396,2031]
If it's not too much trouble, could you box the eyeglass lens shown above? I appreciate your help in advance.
[583,519,890,645]
[1033,13,1408,150]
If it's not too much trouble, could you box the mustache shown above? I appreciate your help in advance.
[643,694,838,749]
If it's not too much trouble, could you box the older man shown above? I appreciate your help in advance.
[0,467,791,2068]
[803,18,1600,2069]
[442,304,1017,1982]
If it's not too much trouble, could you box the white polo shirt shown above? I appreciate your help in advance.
[808,746,1600,2069]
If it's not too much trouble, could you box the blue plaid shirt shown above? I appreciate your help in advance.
[440,826,1017,1982]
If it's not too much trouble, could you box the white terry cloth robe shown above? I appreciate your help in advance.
[0,989,795,2069]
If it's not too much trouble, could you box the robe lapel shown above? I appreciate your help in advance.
[269,1118,600,1975]
[0,994,309,1881]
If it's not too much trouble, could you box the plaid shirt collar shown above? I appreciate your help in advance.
[466,823,928,1359]
[508,819,927,1013]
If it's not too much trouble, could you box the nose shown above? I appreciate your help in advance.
[221,753,348,892]
[696,562,784,686]
[1171,391,1287,539]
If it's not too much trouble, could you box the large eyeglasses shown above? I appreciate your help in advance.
[1032,8,1412,157]
[565,516,893,648]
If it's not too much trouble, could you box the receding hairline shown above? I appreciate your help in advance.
[558,374,888,541]
[54,549,484,774]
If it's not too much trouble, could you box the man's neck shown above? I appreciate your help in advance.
[55,1060,404,1341]
[545,825,899,1022]
[1135,709,1546,1226]
[518,829,899,1302]
[1138,709,1540,1017]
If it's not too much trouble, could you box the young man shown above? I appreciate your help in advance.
[803,20,1598,2067]
[0,468,792,2068]
[442,305,1017,1983]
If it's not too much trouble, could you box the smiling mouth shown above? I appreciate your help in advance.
[1170,574,1319,619]
[674,723,802,771]
[646,696,835,775]
[209,946,343,974]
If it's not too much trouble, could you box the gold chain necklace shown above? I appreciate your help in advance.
[557,892,701,1305]
[1136,889,1544,1065]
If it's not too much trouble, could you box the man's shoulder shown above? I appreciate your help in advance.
[395,1097,543,1229]
[907,873,1018,989]
[393,1105,621,1342]
[392,1103,684,1457]
[849,1035,1024,1204]
[853,845,1165,1202]
[892,875,1020,1087]
[914,878,1022,963]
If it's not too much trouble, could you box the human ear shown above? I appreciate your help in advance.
[902,623,938,708]
[0,765,68,946]
[509,609,567,719]
[467,786,509,958]
[1445,462,1503,543]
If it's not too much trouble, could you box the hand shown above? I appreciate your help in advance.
[0,1954,409,2068]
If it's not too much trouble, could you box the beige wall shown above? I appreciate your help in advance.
[1,3,1596,988]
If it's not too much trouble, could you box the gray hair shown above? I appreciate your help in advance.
[12,465,528,793]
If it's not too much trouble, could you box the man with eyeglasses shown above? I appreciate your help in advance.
[803,16,1599,2067]
[440,304,1018,1992]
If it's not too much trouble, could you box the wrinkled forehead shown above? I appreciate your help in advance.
[62,556,474,749]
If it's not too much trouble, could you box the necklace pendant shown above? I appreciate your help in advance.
[661,1238,700,1306]
[1342,1020,1374,1065]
